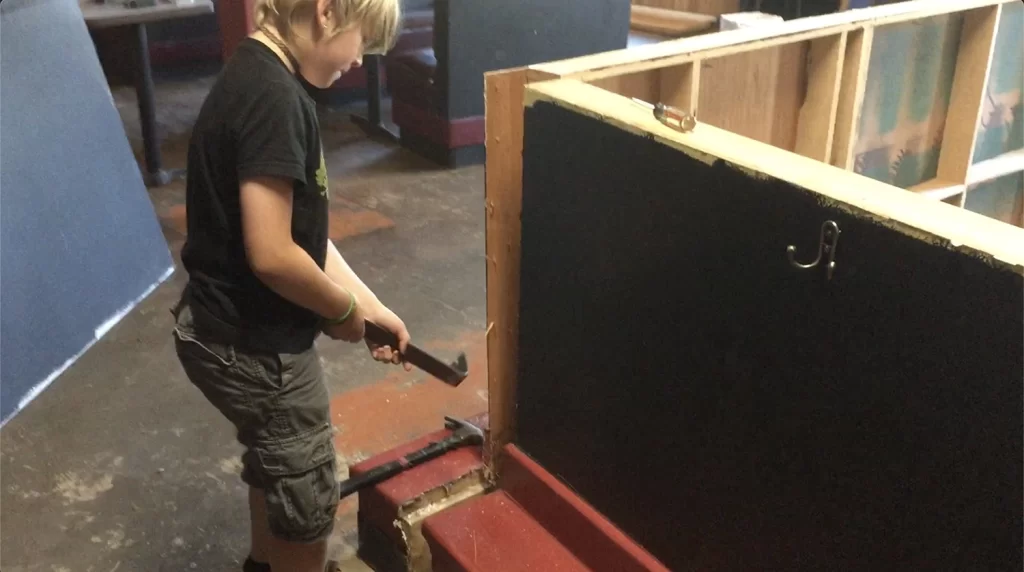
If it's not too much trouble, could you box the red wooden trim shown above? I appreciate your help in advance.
[391,99,485,148]
[500,444,671,572]
[348,413,487,546]
[423,490,591,572]
[217,0,256,62]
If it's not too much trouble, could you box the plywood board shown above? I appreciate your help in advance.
[852,13,964,188]
[972,0,1023,165]
[516,92,1023,571]
[698,43,807,150]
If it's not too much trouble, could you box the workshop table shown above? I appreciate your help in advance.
[82,0,214,187]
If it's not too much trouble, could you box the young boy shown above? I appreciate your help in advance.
[170,1,405,570]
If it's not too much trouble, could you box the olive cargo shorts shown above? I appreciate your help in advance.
[172,303,339,543]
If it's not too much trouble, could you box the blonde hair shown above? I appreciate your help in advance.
[254,0,401,55]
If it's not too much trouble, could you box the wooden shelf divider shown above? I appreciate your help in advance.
[795,32,848,164]
[934,5,1004,189]
[831,27,874,170]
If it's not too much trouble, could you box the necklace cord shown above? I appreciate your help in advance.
[259,25,302,76]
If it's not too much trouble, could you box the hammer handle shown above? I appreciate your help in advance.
[338,435,462,500]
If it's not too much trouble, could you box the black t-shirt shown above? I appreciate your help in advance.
[180,38,329,352]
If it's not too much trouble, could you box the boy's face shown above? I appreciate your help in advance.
[305,25,365,88]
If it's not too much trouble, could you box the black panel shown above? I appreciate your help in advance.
[439,0,630,119]
[516,102,1023,571]
[0,0,174,423]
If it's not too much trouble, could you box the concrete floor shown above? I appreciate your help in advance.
[1,67,489,571]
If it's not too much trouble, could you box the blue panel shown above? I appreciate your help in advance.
[0,0,174,424]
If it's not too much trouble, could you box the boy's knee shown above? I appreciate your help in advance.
[255,424,339,543]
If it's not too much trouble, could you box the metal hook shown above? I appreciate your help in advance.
[786,220,840,280]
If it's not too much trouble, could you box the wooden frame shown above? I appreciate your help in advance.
[484,0,1024,465]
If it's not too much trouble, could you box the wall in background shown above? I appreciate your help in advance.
[0,0,175,425]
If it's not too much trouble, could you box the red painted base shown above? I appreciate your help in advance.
[349,412,488,548]
[421,444,671,572]
[425,490,589,572]
[500,445,670,572]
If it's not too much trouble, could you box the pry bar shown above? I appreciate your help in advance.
[364,320,469,387]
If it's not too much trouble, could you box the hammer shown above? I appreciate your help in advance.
[337,416,484,500]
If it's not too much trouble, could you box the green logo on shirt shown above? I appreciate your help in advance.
[315,149,328,197]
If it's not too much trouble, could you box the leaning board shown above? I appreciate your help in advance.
[484,0,1024,568]
[0,0,175,424]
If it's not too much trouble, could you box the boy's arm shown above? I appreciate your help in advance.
[323,238,380,312]
[324,237,412,354]
[240,175,353,321]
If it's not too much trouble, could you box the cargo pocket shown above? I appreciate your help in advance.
[256,422,339,543]
[173,327,237,369]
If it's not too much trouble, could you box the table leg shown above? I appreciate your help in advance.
[133,22,182,187]
[351,55,400,143]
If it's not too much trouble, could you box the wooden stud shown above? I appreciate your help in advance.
[831,27,874,170]
[483,68,529,469]
[795,33,848,163]
[770,43,811,151]
[935,5,1003,186]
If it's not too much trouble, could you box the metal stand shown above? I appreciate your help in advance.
[132,22,184,187]
[350,55,400,143]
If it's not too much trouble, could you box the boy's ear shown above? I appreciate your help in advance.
[317,0,333,26]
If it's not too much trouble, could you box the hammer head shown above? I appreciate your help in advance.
[444,415,484,444]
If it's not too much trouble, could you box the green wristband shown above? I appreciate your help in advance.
[327,291,357,325]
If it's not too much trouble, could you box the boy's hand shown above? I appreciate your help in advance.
[365,305,413,372]
[322,299,366,343]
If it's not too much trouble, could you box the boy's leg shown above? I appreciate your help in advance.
[172,305,339,572]
[242,347,337,572]
[269,535,328,572]
[248,486,329,572]
[251,487,330,572]
[249,487,272,563]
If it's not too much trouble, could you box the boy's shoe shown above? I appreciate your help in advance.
[243,557,270,572]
